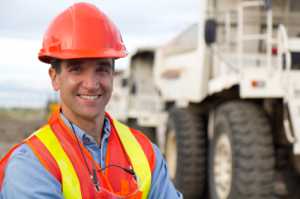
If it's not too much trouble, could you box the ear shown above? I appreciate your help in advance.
[49,67,60,91]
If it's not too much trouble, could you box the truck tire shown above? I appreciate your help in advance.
[165,107,206,198]
[209,101,275,199]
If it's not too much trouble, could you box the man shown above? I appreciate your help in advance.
[0,3,182,199]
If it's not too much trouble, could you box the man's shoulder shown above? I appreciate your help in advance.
[1,143,42,188]
[1,143,63,199]
[5,143,38,168]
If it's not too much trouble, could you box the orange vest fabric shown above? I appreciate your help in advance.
[0,112,155,198]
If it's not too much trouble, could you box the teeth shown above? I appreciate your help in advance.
[79,95,99,100]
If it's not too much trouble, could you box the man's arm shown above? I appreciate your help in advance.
[1,144,63,199]
[148,144,183,199]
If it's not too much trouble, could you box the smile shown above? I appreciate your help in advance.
[78,95,101,100]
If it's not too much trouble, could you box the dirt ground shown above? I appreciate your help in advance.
[0,108,45,158]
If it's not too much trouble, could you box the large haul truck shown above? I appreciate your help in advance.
[154,0,300,198]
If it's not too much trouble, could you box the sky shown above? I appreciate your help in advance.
[0,0,199,107]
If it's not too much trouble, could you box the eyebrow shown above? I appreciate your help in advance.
[66,60,82,67]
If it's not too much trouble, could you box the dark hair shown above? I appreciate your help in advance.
[112,59,115,71]
[50,59,61,73]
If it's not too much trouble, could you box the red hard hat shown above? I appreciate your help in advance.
[38,2,127,63]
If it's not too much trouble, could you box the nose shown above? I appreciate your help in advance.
[82,71,100,91]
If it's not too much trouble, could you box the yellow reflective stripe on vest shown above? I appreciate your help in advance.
[34,125,82,199]
[113,119,151,199]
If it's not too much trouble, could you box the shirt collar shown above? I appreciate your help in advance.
[59,113,111,146]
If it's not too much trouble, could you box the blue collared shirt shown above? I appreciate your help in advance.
[0,114,182,199]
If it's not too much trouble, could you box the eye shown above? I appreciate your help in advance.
[96,64,112,73]
[68,64,82,73]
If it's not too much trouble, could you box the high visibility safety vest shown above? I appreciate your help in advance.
[0,112,155,199]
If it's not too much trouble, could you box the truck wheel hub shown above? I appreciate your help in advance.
[166,129,177,179]
[214,133,233,199]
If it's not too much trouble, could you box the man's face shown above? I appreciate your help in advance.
[49,58,114,121]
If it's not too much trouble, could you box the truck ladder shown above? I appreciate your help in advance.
[237,0,273,71]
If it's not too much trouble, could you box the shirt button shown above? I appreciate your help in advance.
[82,135,90,145]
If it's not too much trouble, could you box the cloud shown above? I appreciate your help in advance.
[0,0,199,41]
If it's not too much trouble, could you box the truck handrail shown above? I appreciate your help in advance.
[277,24,292,71]
[237,0,273,71]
